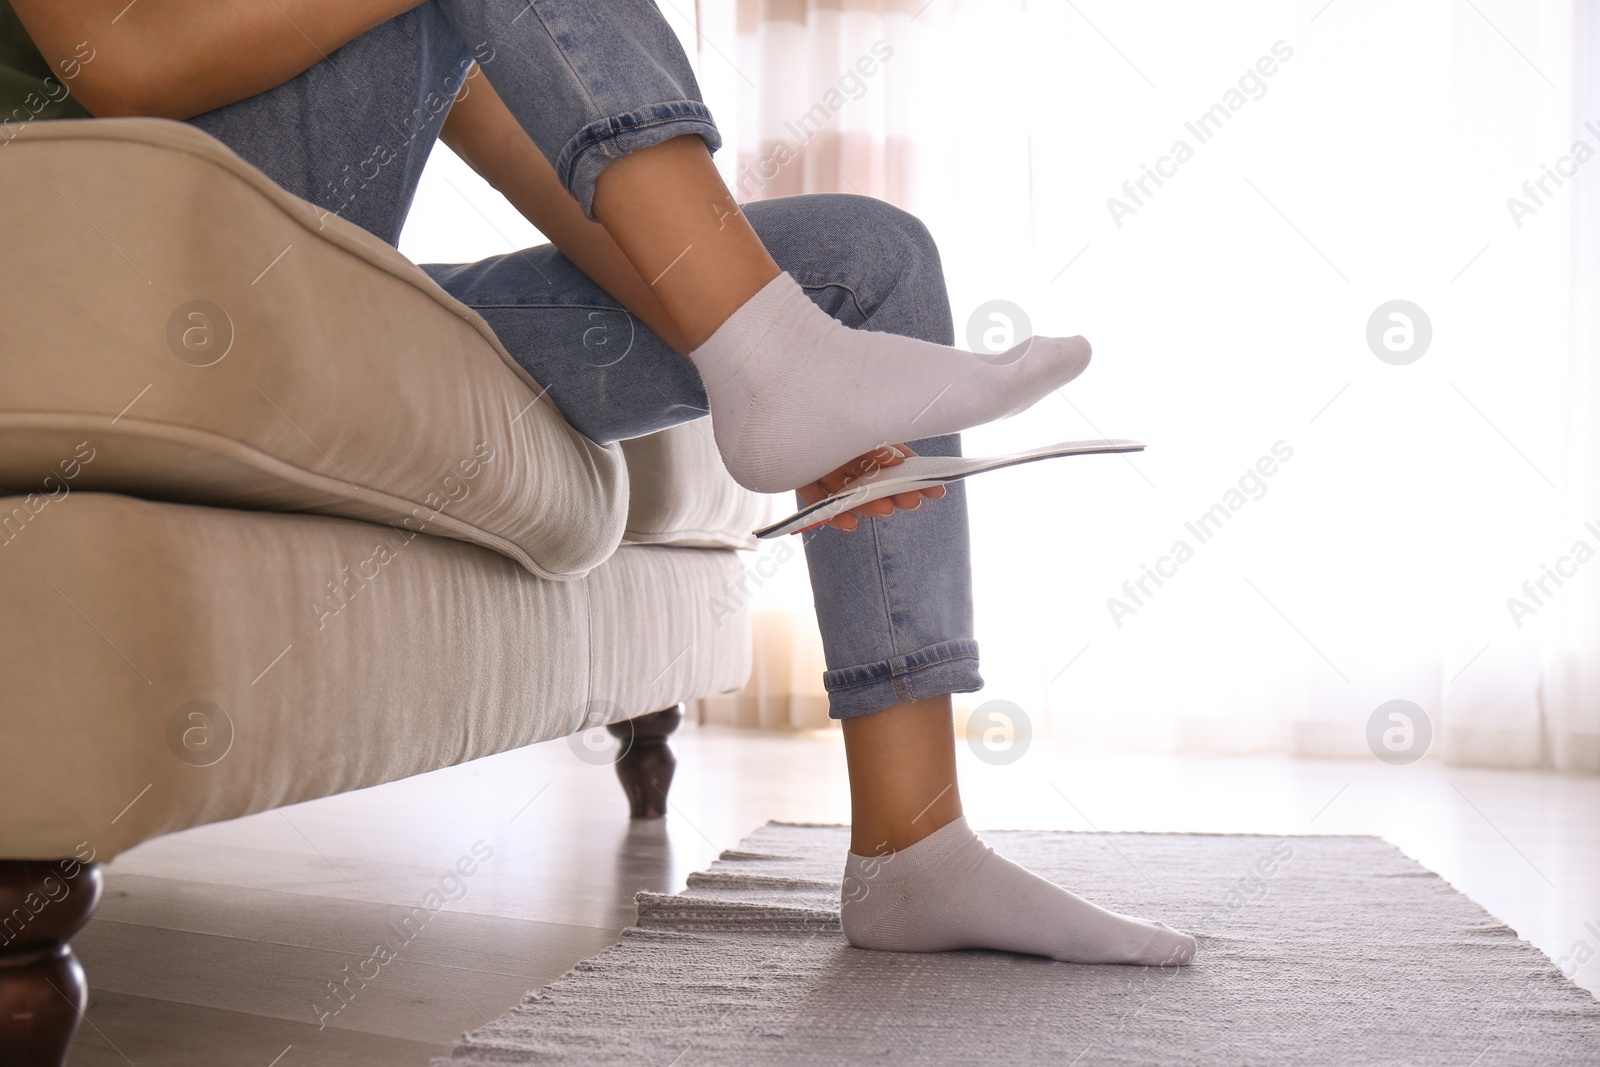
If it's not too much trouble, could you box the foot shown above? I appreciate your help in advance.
[840,817,1196,967]
[795,443,947,533]
[691,273,1092,493]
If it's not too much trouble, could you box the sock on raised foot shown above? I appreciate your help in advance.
[689,273,1092,493]
[840,817,1197,967]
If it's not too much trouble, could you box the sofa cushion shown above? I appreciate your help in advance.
[0,493,753,862]
[621,421,771,550]
[0,118,628,581]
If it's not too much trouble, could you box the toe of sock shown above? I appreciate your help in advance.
[1048,335,1092,384]
[995,335,1092,421]
[1140,923,1197,967]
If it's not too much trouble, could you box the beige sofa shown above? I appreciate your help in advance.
[0,118,765,1065]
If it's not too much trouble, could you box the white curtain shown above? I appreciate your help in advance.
[1547,0,1600,773]
[696,608,833,729]
[691,0,1600,771]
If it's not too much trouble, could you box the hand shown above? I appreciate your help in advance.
[794,444,946,533]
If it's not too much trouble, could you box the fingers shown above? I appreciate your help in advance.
[826,500,884,531]
[834,488,913,530]
[817,444,904,495]
[800,480,937,526]
[888,490,924,510]
[797,445,946,534]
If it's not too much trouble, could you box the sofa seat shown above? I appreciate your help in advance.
[0,492,752,862]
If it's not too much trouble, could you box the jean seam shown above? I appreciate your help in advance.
[798,279,870,325]
[861,509,906,701]
[824,645,981,692]
[575,108,713,157]
[793,202,948,340]
[557,105,718,181]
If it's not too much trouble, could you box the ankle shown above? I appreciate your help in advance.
[850,805,965,856]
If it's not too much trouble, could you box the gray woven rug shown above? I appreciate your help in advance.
[435,824,1600,1065]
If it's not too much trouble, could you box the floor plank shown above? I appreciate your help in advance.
[76,912,616,1042]
[94,873,611,980]
[72,990,442,1066]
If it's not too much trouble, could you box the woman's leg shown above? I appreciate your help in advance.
[432,0,1095,495]
[424,192,985,740]
[419,191,980,853]
[842,695,964,855]
[185,3,472,248]
[429,192,1195,967]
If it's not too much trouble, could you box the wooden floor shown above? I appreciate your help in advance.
[68,724,1600,1065]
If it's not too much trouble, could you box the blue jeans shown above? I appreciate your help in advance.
[187,0,982,718]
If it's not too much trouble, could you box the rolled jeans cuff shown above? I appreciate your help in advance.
[823,638,984,720]
[557,100,722,218]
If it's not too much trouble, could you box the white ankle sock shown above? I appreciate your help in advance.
[689,273,1093,493]
[840,817,1196,967]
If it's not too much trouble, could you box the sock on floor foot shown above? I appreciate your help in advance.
[840,817,1197,967]
[690,273,1093,493]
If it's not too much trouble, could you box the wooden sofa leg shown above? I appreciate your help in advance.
[0,859,103,1067]
[607,704,683,819]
